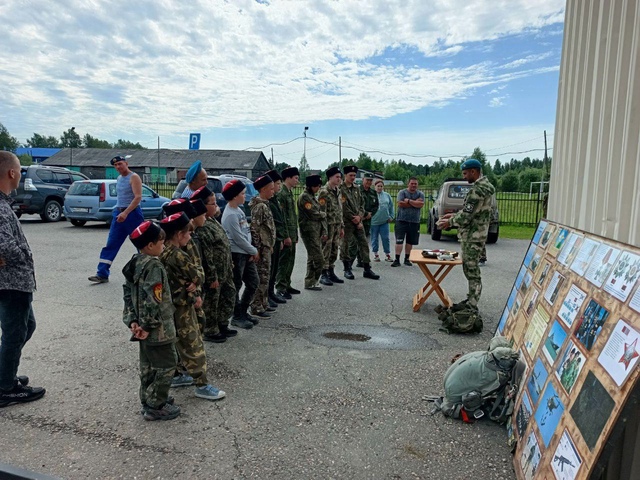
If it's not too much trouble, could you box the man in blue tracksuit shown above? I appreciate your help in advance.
[89,155,144,283]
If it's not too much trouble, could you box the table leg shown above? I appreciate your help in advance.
[413,263,456,311]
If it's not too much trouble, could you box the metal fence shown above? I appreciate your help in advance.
[152,183,546,226]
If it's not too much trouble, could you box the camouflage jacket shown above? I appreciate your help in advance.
[196,217,233,284]
[277,184,298,242]
[159,243,202,307]
[360,186,379,224]
[269,196,287,242]
[182,236,205,298]
[339,182,365,224]
[249,196,276,253]
[450,175,496,243]
[318,182,343,226]
[297,190,327,236]
[122,254,176,345]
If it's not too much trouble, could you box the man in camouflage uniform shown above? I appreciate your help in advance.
[266,169,288,305]
[318,166,344,286]
[275,166,300,299]
[249,175,276,317]
[122,221,180,420]
[298,174,328,290]
[437,159,495,308]
[350,172,378,267]
[339,165,380,281]
[191,186,237,343]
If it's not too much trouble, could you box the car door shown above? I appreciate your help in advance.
[140,185,162,219]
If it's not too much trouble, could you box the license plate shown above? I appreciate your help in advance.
[71,207,90,213]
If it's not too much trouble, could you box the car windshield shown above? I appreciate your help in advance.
[208,178,223,193]
[68,183,100,196]
[242,181,258,199]
[447,185,471,199]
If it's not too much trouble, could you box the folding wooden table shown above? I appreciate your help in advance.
[410,249,463,312]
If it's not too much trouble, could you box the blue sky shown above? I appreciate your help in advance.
[0,0,565,170]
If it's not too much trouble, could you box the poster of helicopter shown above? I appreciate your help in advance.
[496,220,640,480]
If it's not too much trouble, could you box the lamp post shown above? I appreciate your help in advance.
[69,126,76,167]
[303,126,309,160]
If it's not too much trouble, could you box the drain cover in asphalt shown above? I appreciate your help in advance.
[305,325,441,351]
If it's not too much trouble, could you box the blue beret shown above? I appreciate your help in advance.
[461,159,483,170]
[185,160,203,183]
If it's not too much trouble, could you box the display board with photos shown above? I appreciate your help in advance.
[496,220,640,480]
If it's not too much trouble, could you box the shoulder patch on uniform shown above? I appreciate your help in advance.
[304,202,313,210]
[463,203,475,213]
[153,283,163,303]
[318,198,326,205]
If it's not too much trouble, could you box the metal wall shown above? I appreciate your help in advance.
[549,0,640,248]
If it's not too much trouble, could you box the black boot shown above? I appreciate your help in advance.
[363,263,380,280]
[343,260,355,280]
[328,267,344,284]
[319,270,334,286]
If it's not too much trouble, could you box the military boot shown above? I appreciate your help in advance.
[343,260,355,280]
[328,267,344,284]
[319,270,334,286]
[363,263,380,280]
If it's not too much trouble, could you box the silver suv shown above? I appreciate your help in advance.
[427,178,499,243]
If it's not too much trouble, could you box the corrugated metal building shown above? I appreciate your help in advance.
[549,0,640,248]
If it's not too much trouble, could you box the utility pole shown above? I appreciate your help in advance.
[339,136,342,166]
[157,136,160,188]
[303,126,309,160]
[271,147,274,168]
[69,126,75,167]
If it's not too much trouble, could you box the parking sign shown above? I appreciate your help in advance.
[189,133,201,150]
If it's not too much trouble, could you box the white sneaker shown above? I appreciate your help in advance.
[373,254,380,262]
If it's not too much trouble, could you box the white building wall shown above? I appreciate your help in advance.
[549,0,640,248]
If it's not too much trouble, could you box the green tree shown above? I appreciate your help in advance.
[356,152,373,171]
[273,161,289,172]
[500,171,520,192]
[383,161,410,181]
[0,123,20,151]
[113,139,146,149]
[518,168,547,193]
[298,154,310,181]
[18,154,32,166]
[60,127,82,148]
[83,134,112,149]
[26,133,60,148]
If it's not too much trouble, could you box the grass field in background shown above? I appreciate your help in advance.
[388,222,535,240]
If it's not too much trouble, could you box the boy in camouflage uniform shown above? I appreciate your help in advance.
[275,166,300,299]
[437,159,495,308]
[298,174,328,290]
[318,166,344,286]
[350,172,378,267]
[159,212,226,401]
[249,175,277,317]
[122,220,180,421]
[266,169,288,305]
[339,165,380,281]
[191,186,238,343]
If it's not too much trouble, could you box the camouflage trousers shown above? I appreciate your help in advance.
[251,249,272,314]
[203,276,236,336]
[300,229,325,288]
[348,220,371,263]
[323,223,341,269]
[461,241,484,307]
[139,341,178,409]
[341,221,370,263]
[174,304,208,386]
[276,243,296,292]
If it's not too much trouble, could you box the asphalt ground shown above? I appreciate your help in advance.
[0,218,529,479]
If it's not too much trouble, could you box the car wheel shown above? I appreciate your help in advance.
[430,215,442,240]
[487,225,499,244]
[70,219,87,227]
[40,200,62,222]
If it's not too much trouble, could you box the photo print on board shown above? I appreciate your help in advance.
[534,381,565,447]
[555,340,587,394]
[574,299,610,351]
[551,430,582,480]
[527,357,549,406]
[598,319,640,387]
[570,371,615,450]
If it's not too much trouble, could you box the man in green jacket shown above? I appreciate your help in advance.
[350,172,378,267]
[275,166,300,299]
[266,169,288,305]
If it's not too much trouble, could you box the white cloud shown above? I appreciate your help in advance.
[0,0,564,140]
[489,95,508,107]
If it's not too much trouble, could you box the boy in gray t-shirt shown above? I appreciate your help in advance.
[392,178,425,267]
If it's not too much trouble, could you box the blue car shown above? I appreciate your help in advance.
[63,180,170,226]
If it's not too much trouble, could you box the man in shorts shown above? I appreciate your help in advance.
[391,177,424,267]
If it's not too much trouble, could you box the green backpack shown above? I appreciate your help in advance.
[437,303,483,334]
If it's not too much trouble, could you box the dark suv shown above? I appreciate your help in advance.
[172,175,257,221]
[11,165,89,222]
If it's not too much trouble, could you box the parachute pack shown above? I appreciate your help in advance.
[426,337,525,424]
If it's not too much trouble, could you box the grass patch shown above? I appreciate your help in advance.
[499,224,536,240]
